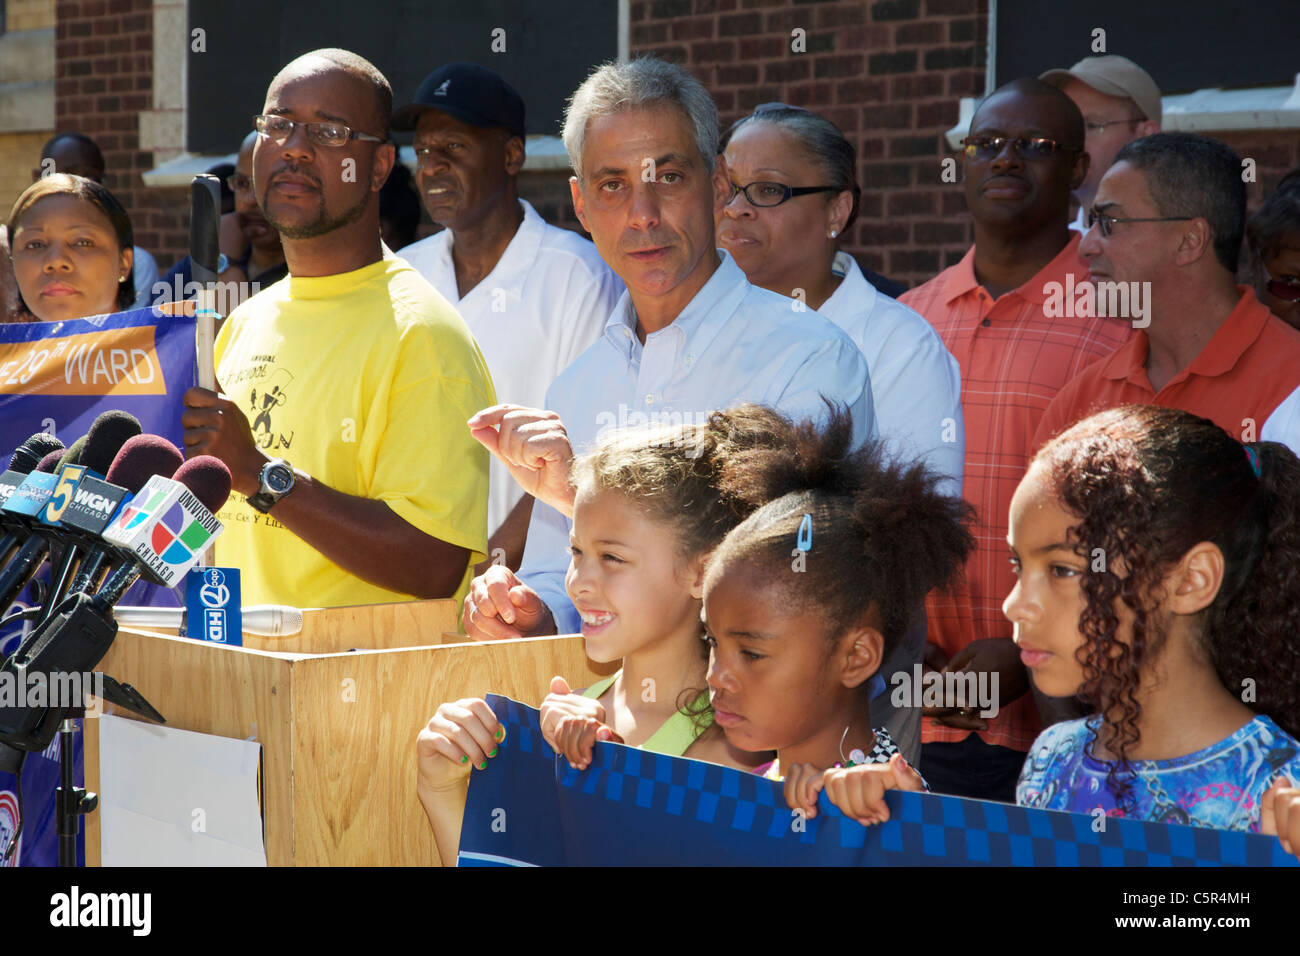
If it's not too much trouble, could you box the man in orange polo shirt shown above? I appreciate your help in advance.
[900,78,1132,801]
[1036,132,1300,456]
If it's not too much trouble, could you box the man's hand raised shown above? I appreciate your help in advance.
[462,564,555,641]
[467,404,577,518]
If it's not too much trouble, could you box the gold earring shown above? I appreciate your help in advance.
[118,275,127,283]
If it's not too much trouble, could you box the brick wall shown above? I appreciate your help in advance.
[630,0,988,289]
[55,0,190,273]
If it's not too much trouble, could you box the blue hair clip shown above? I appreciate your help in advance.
[796,513,812,552]
[1244,445,1262,478]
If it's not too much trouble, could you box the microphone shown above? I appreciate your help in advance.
[38,412,145,613]
[62,434,185,597]
[0,456,228,751]
[96,455,231,606]
[0,448,68,613]
[0,433,66,563]
[112,604,304,637]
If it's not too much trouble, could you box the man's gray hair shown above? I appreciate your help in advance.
[563,57,719,179]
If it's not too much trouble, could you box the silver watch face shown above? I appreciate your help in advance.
[264,464,294,494]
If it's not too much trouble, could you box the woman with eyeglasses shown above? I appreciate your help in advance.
[717,104,963,492]
[716,104,965,767]
[5,173,136,324]
[1247,170,1300,331]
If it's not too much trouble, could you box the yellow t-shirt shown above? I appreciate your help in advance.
[213,254,495,608]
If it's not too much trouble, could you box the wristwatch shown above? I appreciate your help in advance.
[248,458,296,513]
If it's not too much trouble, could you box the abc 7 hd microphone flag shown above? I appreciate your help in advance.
[459,696,1299,867]
[0,307,197,867]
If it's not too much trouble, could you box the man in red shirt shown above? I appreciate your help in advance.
[900,78,1131,801]
[1036,132,1300,458]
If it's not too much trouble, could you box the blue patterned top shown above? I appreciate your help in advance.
[1017,714,1300,833]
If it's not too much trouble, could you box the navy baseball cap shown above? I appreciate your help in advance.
[392,63,526,138]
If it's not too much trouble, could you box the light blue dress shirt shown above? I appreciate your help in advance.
[517,249,877,635]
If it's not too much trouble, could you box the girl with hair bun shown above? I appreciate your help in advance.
[416,404,797,862]
[701,400,976,825]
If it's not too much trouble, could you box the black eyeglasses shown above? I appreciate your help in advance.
[1087,206,1194,238]
[253,114,385,148]
[225,173,254,194]
[727,181,840,208]
[960,135,1082,161]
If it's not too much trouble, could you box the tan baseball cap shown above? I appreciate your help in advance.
[1040,55,1162,124]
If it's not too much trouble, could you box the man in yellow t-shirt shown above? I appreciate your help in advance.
[182,48,494,608]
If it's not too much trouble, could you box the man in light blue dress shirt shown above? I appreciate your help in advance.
[463,57,876,640]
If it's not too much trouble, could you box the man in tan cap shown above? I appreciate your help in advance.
[1041,55,1161,232]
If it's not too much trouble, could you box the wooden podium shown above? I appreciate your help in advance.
[82,600,612,866]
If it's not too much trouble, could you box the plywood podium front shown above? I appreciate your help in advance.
[81,599,613,866]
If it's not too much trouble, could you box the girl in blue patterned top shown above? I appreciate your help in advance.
[854,405,1300,850]
[1008,406,1300,838]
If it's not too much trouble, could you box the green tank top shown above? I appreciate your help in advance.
[582,671,709,758]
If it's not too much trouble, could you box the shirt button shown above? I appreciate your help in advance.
[684,355,694,366]
[981,318,991,327]
[645,394,655,405]
[623,328,632,338]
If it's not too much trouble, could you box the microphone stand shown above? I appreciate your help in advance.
[55,675,164,867]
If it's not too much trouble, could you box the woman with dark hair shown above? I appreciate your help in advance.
[6,173,135,323]
[1246,170,1300,330]
[716,104,963,497]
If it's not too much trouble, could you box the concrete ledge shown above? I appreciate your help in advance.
[0,28,54,86]
[0,81,54,134]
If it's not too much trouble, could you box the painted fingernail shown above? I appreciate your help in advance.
[476,761,486,771]
[460,755,468,764]
[495,727,505,740]
[488,747,498,757]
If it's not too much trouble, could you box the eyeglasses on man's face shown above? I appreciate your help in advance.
[1087,206,1194,238]
[253,114,386,148]
[727,180,840,208]
[960,135,1082,162]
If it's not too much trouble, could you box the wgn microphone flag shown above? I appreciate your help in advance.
[459,696,1298,868]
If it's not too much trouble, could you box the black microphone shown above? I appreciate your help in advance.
[63,434,185,597]
[0,455,229,752]
[0,433,65,564]
[39,412,144,617]
[0,450,67,615]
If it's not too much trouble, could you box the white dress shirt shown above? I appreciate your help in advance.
[518,249,877,635]
[401,200,623,535]
[818,251,964,497]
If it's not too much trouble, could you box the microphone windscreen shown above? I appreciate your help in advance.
[36,450,63,473]
[82,411,143,475]
[56,435,87,471]
[105,435,185,494]
[8,433,65,473]
[171,456,232,513]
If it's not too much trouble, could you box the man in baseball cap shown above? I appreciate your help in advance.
[1041,55,1161,232]
[393,63,622,571]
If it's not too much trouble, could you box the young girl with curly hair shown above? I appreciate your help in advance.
[850,405,1300,846]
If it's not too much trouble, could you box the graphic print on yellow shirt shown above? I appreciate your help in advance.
[214,254,496,609]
